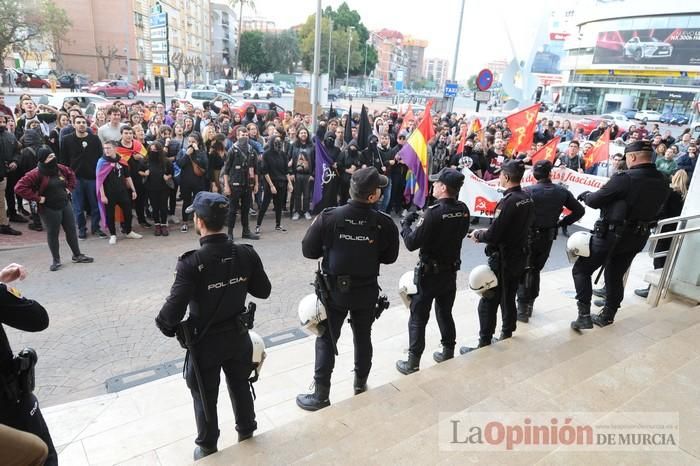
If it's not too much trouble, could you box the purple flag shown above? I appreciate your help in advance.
[312,137,335,209]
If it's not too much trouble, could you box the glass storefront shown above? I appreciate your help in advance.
[559,85,698,114]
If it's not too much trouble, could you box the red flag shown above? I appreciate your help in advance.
[583,127,611,169]
[470,118,482,134]
[530,137,561,164]
[456,126,467,155]
[400,104,414,131]
[505,103,540,155]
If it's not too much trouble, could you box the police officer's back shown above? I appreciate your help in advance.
[296,167,399,411]
[156,192,271,460]
[571,140,669,330]
[461,160,534,352]
[517,160,584,322]
[396,168,470,375]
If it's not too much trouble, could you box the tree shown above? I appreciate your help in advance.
[170,51,184,84]
[467,74,478,91]
[228,0,256,78]
[41,0,72,74]
[95,44,118,78]
[238,30,270,80]
[263,30,300,74]
[0,0,45,80]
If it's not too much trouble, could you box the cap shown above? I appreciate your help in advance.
[37,146,54,163]
[350,167,388,196]
[429,167,465,191]
[532,160,553,180]
[501,159,526,178]
[625,140,653,154]
[185,191,230,218]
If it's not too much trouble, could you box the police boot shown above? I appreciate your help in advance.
[432,346,454,363]
[592,307,617,327]
[396,353,420,375]
[517,301,533,323]
[353,373,368,395]
[459,338,491,355]
[193,445,217,460]
[571,301,593,331]
[296,383,330,411]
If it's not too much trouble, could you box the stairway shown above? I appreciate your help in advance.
[199,300,700,465]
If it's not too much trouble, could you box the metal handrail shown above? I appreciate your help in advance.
[648,215,700,307]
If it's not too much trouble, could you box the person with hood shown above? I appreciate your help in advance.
[176,132,208,232]
[338,140,363,205]
[15,147,94,271]
[223,126,259,240]
[241,104,263,134]
[256,136,292,233]
[16,128,45,232]
[144,141,173,236]
[289,127,314,220]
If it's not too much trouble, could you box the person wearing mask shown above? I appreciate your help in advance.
[289,128,314,220]
[223,126,259,240]
[15,147,94,270]
[256,136,292,233]
[176,132,208,232]
[207,137,227,194]
[338,141,363,205]
[144,141,173,236]
[241,105,262,133]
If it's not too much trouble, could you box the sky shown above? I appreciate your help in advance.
[241,0,559,81]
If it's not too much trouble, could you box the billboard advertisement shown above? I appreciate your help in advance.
[593,28,700,67]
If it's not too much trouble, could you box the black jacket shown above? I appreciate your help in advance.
[0,129,19,180]
[525,179,585,229]
[475,185,534,261]
[60,133,103,180]
[1,284,49,374]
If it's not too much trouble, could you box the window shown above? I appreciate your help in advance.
[134,12,144,29]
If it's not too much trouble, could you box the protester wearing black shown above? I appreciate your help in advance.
[144,142,173,236]
[571,141,670,330]
[461,160,534,352]
[257,136,291,232]
[223,127,259,240]
[289,131,314,219]
[337,141,363,205]
[396,168,470,374]
[517,160,585,322]
[177,132,208,231]
[98,143,139,239]
[296,167,399,410]
[0,115,23,233]
[0,263,57,465]
[156,192,271,460]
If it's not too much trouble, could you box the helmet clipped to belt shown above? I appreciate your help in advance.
[298,293,327,336]
[566,231,592,264]
[249,330,266,383]
[398,271,418,308]
[468,265,498,296]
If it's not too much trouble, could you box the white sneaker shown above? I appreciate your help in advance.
[292,213,300,221]
[109,235,117,245]
[304,212,312,220]
[126,231,143,239]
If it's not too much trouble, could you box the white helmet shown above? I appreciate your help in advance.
[298,293,327,336]
[566,231,592,264]
[398,271,418,308]
[249,330,266,382]
[469,265,498,296]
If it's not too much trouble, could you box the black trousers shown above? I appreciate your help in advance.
[338,174,351,205]
[314,304,374,387]
[478,265,523,342]
[132,177,147,224]
[572,233,647,311]
[185,353,256,451]
[257,180,286,227]
[4,170,20,216]
[147,188,169,225]
[105,191,133,235]
[517,235,554,304]
[408,272,457,357]
[180,185,202,223]
[39,202,81,262]
[168,178,179,215]
[293,174,311,214]
[0,394,58,466]
[227,187,251,234]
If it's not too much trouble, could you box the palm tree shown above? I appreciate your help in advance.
[229,0,256,80]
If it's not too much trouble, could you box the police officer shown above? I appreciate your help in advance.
[460,160,534,353]
[0,262,57,466]
[396,168,470,374]
[570,140,669,330]
[517,160,585,322]
[296,167,399,410]
[223,126,259,240]
[156,192,271,460]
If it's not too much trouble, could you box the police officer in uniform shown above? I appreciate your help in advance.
[296,167,399,410]
[570,140,669,330]
[223,126,259,240]
[156,192,271,460]
[517,160,585,322]
[396,168,470,374]
[460,160,534,353]
[0,263,57,466]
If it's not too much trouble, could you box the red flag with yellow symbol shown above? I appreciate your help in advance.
[582,127,611,169]
[470,118,482,134]
[530,137,561,164]
[505,103,540,156]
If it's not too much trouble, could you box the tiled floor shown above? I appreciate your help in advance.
[42,256,700,465]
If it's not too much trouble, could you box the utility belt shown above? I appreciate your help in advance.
[325,274,376,293]
[594,220,656,238]
[529,226,557,242]
[175,304,255,349]
[417,257,462,276]
[0,348,38,402]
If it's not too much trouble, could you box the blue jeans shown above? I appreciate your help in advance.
[379,178,392,213]
[72,178,100,234]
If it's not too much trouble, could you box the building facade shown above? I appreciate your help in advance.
[210,0,238,79]
[241,17,277,33]
[424,57,449,89]
[402,37,428,87]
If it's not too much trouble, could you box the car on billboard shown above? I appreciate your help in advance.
[634,110,662,122]
[623,37,673,62]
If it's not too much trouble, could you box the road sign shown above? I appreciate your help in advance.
[152,65,168,77]
[474,91,491,102]
[444,80,458,98]
[150,10,169,76]
[476,69,494,91]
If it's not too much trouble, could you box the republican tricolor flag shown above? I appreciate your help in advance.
[399,100,435,208]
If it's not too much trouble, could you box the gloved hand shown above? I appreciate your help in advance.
[401,212,420,228]
[577,191,591,203]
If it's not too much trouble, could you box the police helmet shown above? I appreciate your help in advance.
[566,231,592,264]
[398,271,418,308]
[298,293,327,336]
[249,330,266,382]
[468,265,498,296]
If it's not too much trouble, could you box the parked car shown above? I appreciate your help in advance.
[600,112,632,132]
[16,72,51,88]
[35,93,109,111]
[176,89,237,109]
[87,80,138,99]
[662,113,689,126]
[570,104,597,115]
[620,108,638,119]
[623,37,673,61]
[574,117,602,135]
[634,110,662,122]
[242,84,281,99]
[57,74,92,89]
[231,99,285,120]
[190,84,218,91]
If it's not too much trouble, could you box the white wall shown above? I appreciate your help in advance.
[670,170,700,297]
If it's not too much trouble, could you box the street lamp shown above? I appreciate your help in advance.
[345,26,354,89]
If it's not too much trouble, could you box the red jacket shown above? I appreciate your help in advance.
[14,164,76,207]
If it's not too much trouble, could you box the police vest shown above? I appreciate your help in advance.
[325,209,380,278]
